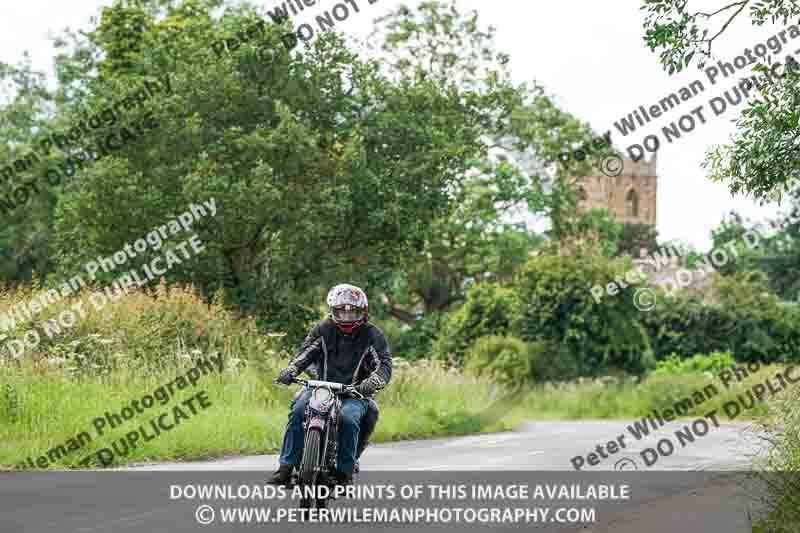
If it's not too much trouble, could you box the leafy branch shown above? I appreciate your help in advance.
[641,0,800,73]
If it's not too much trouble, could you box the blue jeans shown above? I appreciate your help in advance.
[278,389,367,474]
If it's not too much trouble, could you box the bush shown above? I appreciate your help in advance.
[642,274,800,363]
[432,283,520,364]
[513,253,654,376]
[392,312,445,359]
[651,351,736,376]
[527,340,585,382]
[0,280,282,377]
[464,335,533,386]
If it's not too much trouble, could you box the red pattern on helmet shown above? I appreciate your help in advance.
[327,284,369,334]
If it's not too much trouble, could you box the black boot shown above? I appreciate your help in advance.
[356,439,369,460]
[267,464,293,485]
[334,470,353,486]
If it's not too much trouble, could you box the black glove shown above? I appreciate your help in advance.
[355,374,384,396]
[275,365,298,385]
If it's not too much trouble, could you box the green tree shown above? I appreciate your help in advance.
[618,222,660,258]
[368,1,595,321]
[1,0,506,344]
[759,189,800,299]
[564,207,624,258]
[0,60,59,284]
[641,0,800,200]
[513,252,654,376]
[707,211,767,276]
[432,282,521,365]
[0,0,218,285]
[703,205,800,299]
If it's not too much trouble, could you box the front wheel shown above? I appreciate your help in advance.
[299,427,322,484]
[298,428,323,509]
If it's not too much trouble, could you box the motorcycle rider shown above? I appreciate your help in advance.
[268,284,392,486]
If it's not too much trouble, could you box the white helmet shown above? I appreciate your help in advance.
[326,284,368,333]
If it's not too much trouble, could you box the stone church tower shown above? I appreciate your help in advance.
[574,154,657,226]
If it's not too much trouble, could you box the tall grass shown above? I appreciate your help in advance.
[751,378,800,531]
[0,281,513,470]
[506,368,783,421]
[2,280,797,473]
[373,358,515,440]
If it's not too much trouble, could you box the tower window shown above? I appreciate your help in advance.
[626,189,639,218]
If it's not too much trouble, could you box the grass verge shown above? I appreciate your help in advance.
[504,364,796,422]
[0,281,512,469]
[750,376,800,532]
[1,281,796,472]
[0,356,515,470]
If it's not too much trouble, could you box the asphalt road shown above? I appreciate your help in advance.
[130,420,768,532]
[3,421,769,533]
[129,420,763,472]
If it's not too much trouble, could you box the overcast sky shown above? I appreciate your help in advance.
[1,0,792,250]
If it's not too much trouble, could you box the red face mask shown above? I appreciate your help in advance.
[336,322,357,334]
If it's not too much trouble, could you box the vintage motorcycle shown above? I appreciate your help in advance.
[285,377,367,509]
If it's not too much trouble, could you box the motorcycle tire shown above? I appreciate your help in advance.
[298,428,323,509]
[300,428,322,485]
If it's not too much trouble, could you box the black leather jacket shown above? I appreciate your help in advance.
[286,319,392,395]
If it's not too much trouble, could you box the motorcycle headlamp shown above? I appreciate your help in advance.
[313,387,333,404]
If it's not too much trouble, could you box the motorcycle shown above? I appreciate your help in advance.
[283,377,367,509]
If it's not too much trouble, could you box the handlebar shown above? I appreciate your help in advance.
[291,377,349,391]
[273,376,366,399]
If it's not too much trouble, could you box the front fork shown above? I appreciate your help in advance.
[299,398,341,482]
